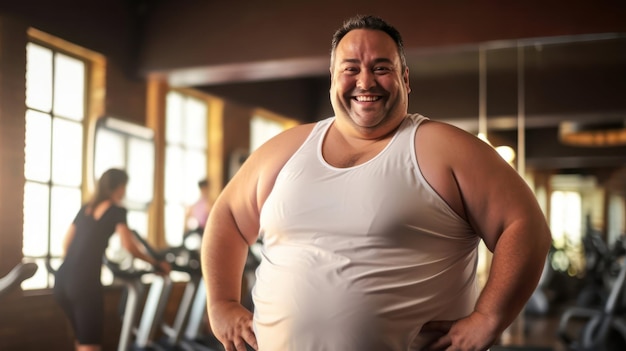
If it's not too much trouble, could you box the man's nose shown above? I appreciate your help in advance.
[356,70,376,90]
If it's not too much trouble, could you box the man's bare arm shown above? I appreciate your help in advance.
[418,122,552,350]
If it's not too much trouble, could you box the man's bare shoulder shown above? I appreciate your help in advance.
[238,122,318,213]
[416,119,487,154]
[238,122,319,181]
[254,122,317,158]
[418,119,473,137]
[274,122,317,142]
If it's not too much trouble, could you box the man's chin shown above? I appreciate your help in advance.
[350,113,386,129]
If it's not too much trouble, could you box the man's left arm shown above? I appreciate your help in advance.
[424,126,552,350]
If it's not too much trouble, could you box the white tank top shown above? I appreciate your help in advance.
[253,114,480,351]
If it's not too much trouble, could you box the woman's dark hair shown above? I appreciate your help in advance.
[89,168,128,209]
[198,178,209,188]
[331,15,407,71]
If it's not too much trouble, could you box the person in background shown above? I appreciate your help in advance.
[185,178,212,236]
[201,15,552,351]
[184,178,214,334]
[53,168,170,351]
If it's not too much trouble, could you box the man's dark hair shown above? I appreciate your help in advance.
[331,15,407,70]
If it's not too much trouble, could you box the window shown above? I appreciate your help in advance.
[250,115,285,152]
[93,117,155,235]
[23,42,87,289]
[226,114,295,180]
[250,112,299,153]
[163,91,208,247]
[550,190,584,277]
[548,174,604,277]
[551,191,582,249]
[608,194,625,245]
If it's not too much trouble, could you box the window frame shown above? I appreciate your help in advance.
[162,89,212,247]
[22,29,105,290]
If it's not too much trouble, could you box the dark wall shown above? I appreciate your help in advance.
[0,16,28,273]
[202,77,331,122]
[202,40,626,128]
[1,2,137,65]
[140,0,626,73]
[0,0,149,123]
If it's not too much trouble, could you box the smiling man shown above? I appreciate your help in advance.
[201,15,552,351]
[329,22,409,136]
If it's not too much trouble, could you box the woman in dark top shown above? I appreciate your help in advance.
[53,168,170,351]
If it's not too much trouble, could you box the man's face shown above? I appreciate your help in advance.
[330,29,410,132]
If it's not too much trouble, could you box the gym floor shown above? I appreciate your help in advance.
[488,289,583,351]
[504,299,594,351]
[522,313,567,351]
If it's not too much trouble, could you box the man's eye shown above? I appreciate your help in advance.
[373,67,391,74]
[344,67,359,73]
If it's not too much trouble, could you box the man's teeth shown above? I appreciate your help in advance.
[355,96,380,102]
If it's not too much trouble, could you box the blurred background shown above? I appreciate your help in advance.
[0,1,625,350]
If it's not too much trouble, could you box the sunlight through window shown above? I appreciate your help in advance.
[164,91,208,247]
[53,53,85,120]
[94,128,126,177]
[24,110,52,182]
[250,116,284,152]
[51,118,83,186]
[92,117,155,239]
[25,43,52,112]
[127,138,155,205]
[22,182,50,257]
[550,190,583,276]
[608,195,626,245]
[23,41,86,289]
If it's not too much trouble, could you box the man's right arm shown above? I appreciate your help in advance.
[201,149,263,351]
[201,123,315,351]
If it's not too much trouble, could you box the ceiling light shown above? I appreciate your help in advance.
[495,145,516,164]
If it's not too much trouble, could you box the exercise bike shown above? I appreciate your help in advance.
[558,235,626,351]
[0,261,38,299]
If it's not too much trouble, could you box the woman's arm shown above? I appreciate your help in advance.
[116,223,171,273]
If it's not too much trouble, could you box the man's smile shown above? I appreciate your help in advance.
[353,95,382,102]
